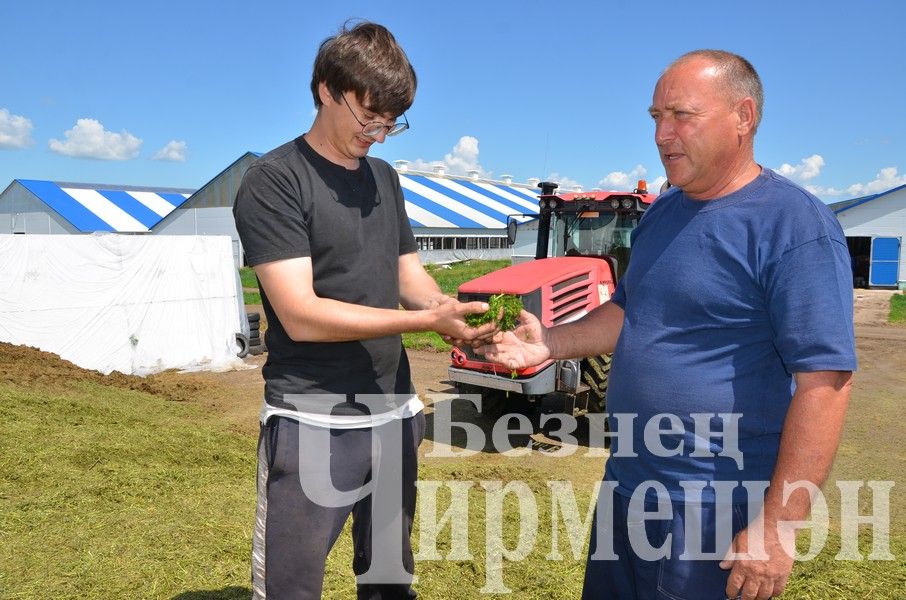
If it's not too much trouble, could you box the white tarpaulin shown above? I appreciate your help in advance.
[0,233,246,375]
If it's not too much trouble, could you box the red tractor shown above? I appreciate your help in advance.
[448,180,657,419]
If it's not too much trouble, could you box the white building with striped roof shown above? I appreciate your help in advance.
[0,179,193,234]
[0,153,545,266]
[392,160,540,263]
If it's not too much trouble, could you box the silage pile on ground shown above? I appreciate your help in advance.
[0,341,204,403]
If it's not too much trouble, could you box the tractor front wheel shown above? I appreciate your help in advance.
[581,354,612,413]
[455,384,508,420]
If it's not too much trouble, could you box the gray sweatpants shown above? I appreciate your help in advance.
[252,413,425,599]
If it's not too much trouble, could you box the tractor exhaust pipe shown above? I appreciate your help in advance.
[535,181,559,260]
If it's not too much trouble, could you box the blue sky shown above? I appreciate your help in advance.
[2,0,904,202]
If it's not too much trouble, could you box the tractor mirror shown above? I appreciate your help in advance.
[506,219,518,245]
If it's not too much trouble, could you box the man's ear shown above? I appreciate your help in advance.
[736,97,757,135]
[318,81,334,106]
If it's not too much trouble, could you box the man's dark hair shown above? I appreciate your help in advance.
[671,49,764,131]
[310,20,417,117]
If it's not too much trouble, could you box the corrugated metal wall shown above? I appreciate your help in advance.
[152,153,260,268]
[0,182,79,234]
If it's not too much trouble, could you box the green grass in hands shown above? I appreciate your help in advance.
[465,294,523,330]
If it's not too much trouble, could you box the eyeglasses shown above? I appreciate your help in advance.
[341,93,409,138]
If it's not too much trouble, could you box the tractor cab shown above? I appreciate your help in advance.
[534,181,655,279]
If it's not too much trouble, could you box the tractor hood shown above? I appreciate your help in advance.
[458,256,614,296]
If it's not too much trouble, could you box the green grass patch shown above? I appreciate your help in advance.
[0,381,256,599]
[1,377,904,599]
[426,259,512,296]
[402,331,449,352]
[240,268,261,305]
[322,466,906,600]
[238,267,258,289]
[890,292,906,323]
[466,293,523,329]
[783,531,906,599]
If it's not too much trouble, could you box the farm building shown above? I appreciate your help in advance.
[830,183,906,289]
[0,179,193,234]
[0,153,543,267]
[152,152,542,266]
[392,160,540,263]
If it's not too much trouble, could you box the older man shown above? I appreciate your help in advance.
[478,50,855,600]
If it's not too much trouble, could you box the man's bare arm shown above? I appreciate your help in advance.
[255,256,493,342]
[722,370,853,600]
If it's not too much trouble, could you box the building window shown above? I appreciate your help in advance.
[415,235,510,250]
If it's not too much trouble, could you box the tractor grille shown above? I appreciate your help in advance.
[548,273,594,325]
[459,293,491,305]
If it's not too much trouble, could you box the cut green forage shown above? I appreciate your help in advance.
[465,294,523,330]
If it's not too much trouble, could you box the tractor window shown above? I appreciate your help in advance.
[552,211,639,278]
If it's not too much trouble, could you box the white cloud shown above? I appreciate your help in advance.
[542,164,662,193]
[48,118,142,160]
[409,135,491,178]
[842,167,906,197]
[546,173,584,192]
[775,152,906,199]
[0,108,34,148]
[803,184,848,197]
[404,139,661,193]
[153,140,187,162]
[776,154,825,181]
[649,175,668,193]
[593,165,664,193]
[598,164,648,190]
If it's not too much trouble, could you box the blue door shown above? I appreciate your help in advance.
[869,237,901,286]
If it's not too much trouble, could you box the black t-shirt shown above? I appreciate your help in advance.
[233,136,418,408]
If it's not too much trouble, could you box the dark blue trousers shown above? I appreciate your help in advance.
[582,488,752,600]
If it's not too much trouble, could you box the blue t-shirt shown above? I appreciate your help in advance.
[606,168,856,503]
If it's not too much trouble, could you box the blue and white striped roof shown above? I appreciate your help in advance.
[16,179,193,233]
[398,173,540,228]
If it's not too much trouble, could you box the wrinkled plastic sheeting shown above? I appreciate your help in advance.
[0,233,248,375]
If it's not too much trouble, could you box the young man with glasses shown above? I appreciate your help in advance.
[234,21,495,599]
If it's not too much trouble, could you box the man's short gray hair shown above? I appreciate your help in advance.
[669,49,764,131]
